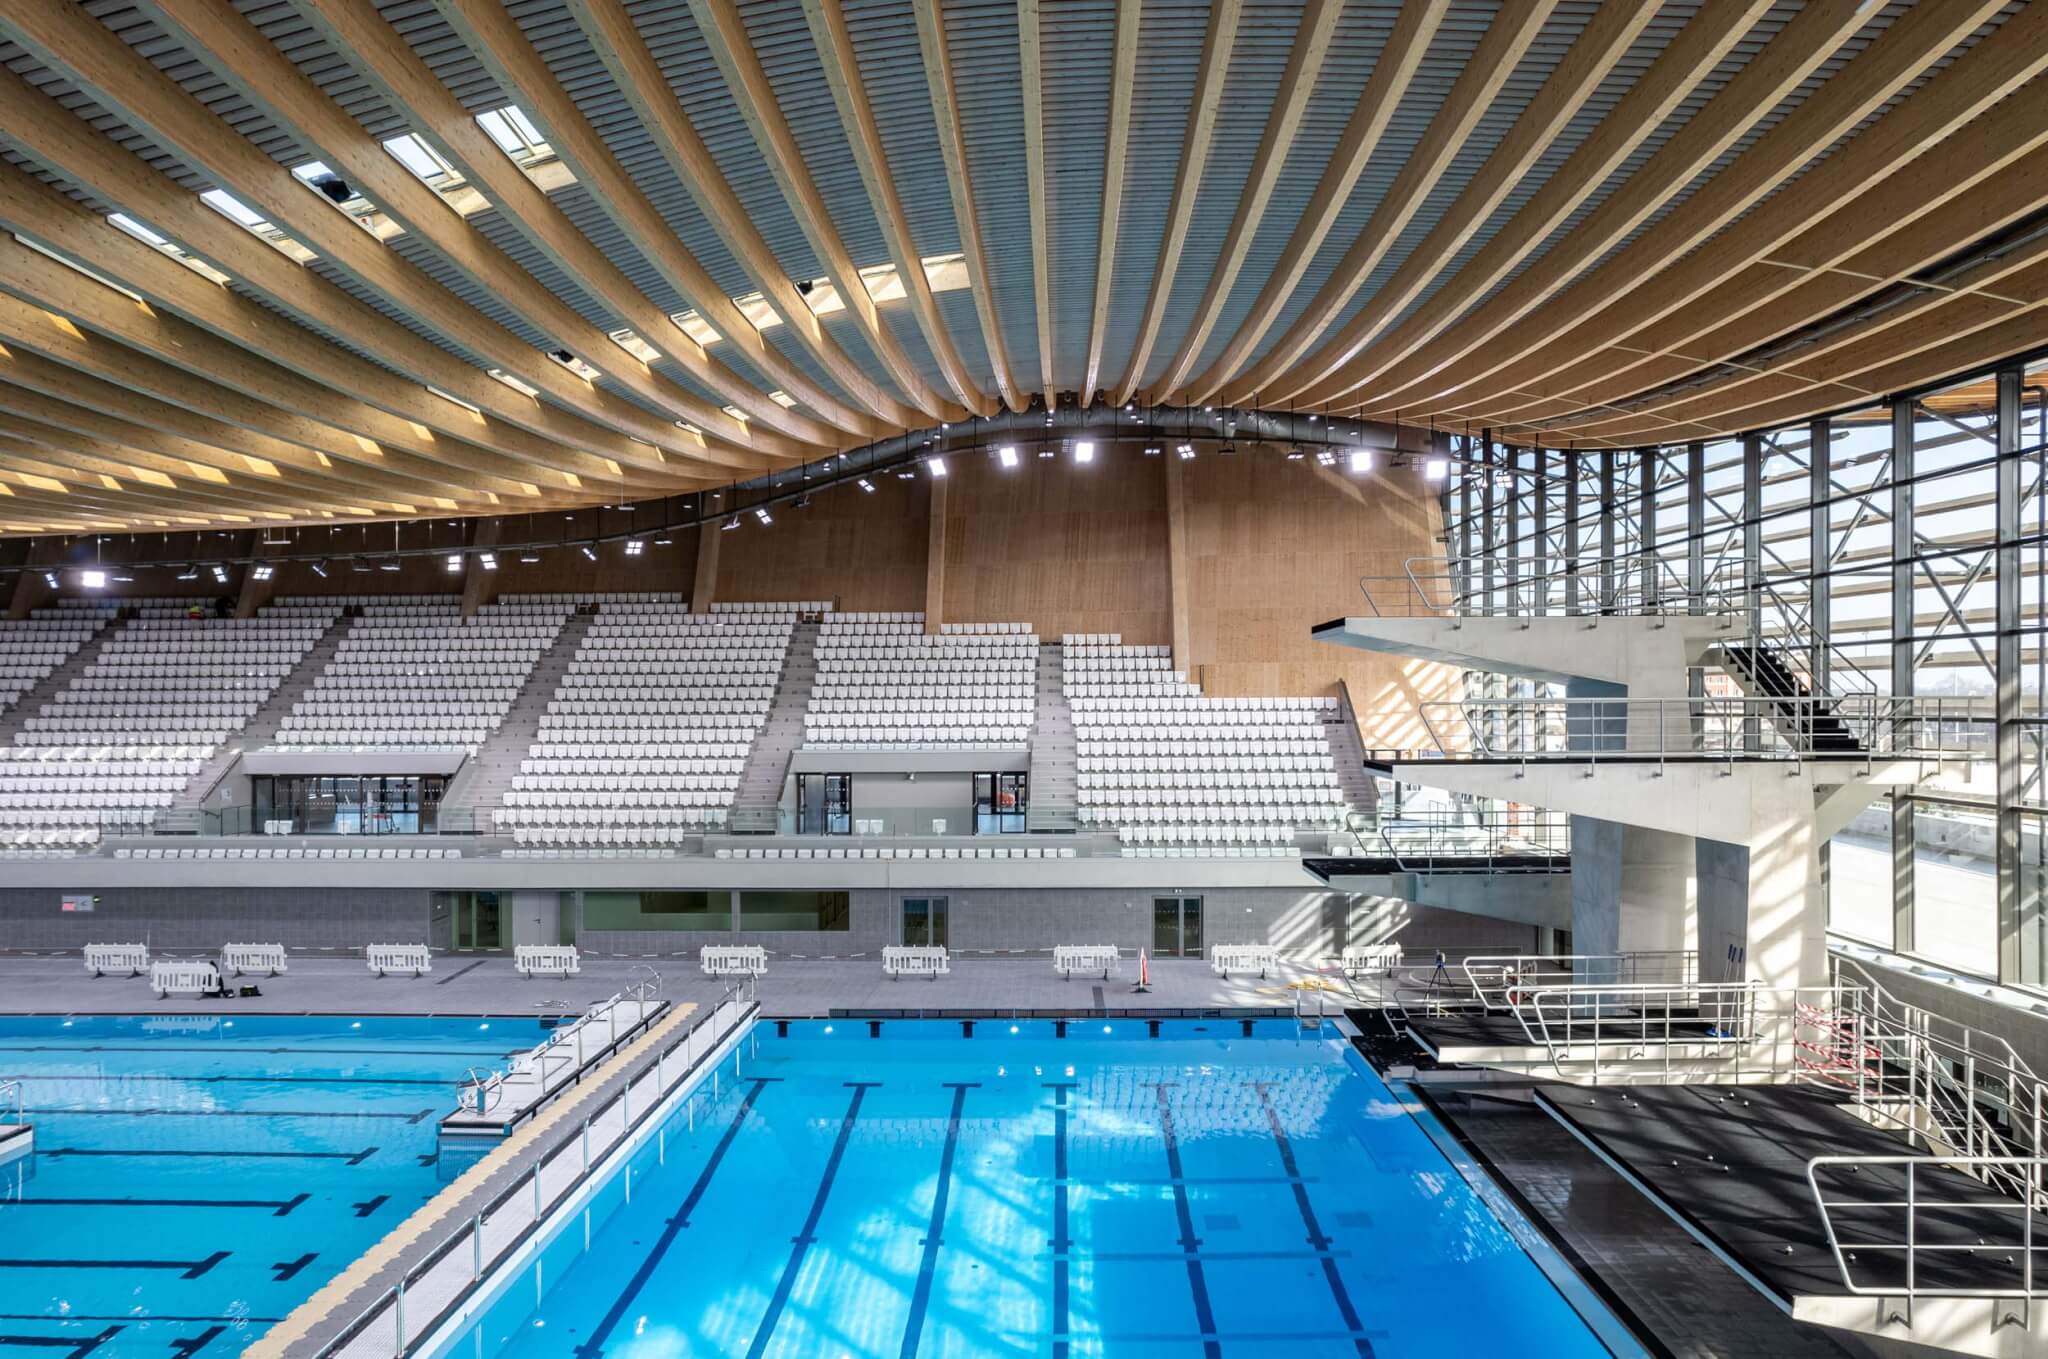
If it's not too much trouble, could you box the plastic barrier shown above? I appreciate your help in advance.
[83,943,149,977]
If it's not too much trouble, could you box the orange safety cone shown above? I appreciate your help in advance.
[1133,947,1151,993]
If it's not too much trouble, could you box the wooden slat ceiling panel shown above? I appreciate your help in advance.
[0,0,2038,533]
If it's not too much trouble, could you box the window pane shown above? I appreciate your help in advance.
[1911,804,1996,976]
[739,890,850,932]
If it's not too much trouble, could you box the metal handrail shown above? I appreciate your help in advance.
[314,978,759,1359]
[1807,1155,2048,1311]
[1357,554,1749,620]
[0,1079,19,1127]
[1359,808,1572,863]
[454,985,667,1123]
[1416,693,1990,765]
[1461,952,1698,1013]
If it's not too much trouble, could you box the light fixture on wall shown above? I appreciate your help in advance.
[580,544,597,561]
[310,560,328,578]
[1176,444,1195,460]
[1424,457,1449,482]
[721,515,741,531]
[754,506,773,525]
[997,444,1018,469]
[1073,440,1095,464]
[1348,448,1374,474]
[478,553,497,571]
[857,477,875,493]
[211,564,230,582]
[445,553,463,573]
[251,564,274,581]
[79,569,106,589]
[927,454,948,478]
[624,539,644,556]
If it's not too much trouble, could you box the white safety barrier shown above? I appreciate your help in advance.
[220,942,287,976]
[1210,943,1279,979]
[515,945,581,978]
[366,944,433,977]
[700,945,767,978]
[1341,943,1403,978]
[1054,945,1121,980]
[150,959,220,997]
[883,946,950,980]
[83,943,149,977]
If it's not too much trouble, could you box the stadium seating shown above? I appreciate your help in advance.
[270,596,570,750]
[0,602,112,718]
[492,600,803,848]
[1063,635,1346,857]
[804,612,1036,748]
[0,599,338,851]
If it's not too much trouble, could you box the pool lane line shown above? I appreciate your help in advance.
[1,1074,451,1087]
[0,1317,278,1327]
[1252,1082,1375,1359]
[570,1077,778,1359]
[39,1146,378,1165]
[0,1251,227,1279]
[898,1083,976,1359]
[744,1082,880,1359]
[434,960,488,986]
[0,1191,310,1216]
[1046,1082,1076,1359]
[22,1106,436,1122]
[1147,1083,1221,1359]
[0,1324,121,1359]
[0,1046,528,1057]
[166,1324,225,1359]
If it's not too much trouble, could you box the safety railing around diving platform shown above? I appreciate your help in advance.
[315,979,758,1359]
[452,967,665,1133]
[1415,693,1988,767]
[1357,555,1746,620]
[1340,808,1571,869]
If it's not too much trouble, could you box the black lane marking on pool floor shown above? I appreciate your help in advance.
[0,1319,276,1328]
[0,1252,227,1280]
[744,1082,878,1359]
[434,960,488,986]
[1253,1081,1376,1358]
[1148,1083,1221,1359]
[897,1083,974,1359]
[40,1146,378,1165]
[0,1191,309,1216]
[0,1324,121,1359]
[270,1254,318,1282]
[23,1107,434,1122]
[1,1074,450,1087]
[571,1078,777,1359]
[1046,1082,1076,1359]
[0,1046,521,1058]
[165,1325,225,1359]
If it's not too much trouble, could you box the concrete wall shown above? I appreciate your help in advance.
[0,886,431,950]
[1697,839,1752,984]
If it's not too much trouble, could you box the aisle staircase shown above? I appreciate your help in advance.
[1026,644,1077,832]
[1719,641,1864,755]
[728,619,818,833]
[167,612,356,814]
[437,610,594,828]
[0,610,125,746]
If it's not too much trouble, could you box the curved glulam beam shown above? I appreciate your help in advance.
[0,2,777,468]
[1141,0,1344,406]
[1229,0,1672,408]
[799,0,991,417]
[1114,0,1242,405]
[1081,0,1141,407]
[1315,0,2005,417]
[912,0,1024,412]
[1017,0,1054,406]
[1178,0,1450,405]
[683,0,954,423]
[1216,0,1565,407]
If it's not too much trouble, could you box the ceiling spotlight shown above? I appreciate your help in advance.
[857,477,875,493]
[1176,443,1195,460]
[754,506,773,525]
[1143,445,1162,457]
[445,553,463,572]
[1074,441,1095,464]
[580,544,597,561]
[251,564,274,581]
[211,564,229,582]
[519,548,542,563]
[1285,447,1305,461]
[624,539,644,556]
[997,444,1018,468]
[792,492,810,509]
[1315,448,1337,467]
[378,559,399,573]
[1348,449,1373,474]
[1424,456,1450,482]
[1307,414,1319,423]
[40,571,58,589]
[721,515,741,531]
[175,564,199,581]
[479,553,498,571]
[79,569,107,590]
[351,558,371,574]
[1125,402,1136,413]
[1037,445,1055,459]
[927,454,947,478]
[310,560,328,578]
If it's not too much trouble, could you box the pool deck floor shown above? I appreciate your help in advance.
[0,952,1388,1018]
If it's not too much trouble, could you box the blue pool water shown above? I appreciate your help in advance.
[0,1013,550,1357]
[440,1019,1633,1358]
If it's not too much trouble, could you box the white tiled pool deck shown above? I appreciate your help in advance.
[0,952,1393,1018]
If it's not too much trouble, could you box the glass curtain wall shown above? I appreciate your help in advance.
[1442,354,2048,990]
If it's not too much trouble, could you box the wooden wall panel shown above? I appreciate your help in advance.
[714,475,928,610]
[940,447,1171,643]
[1180,457,1455,748]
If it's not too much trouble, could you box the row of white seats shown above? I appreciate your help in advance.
[117,845,462,860]
[534,722,761,741]
[716,844,1078,860]
[0,829,100,847]
[503,788,736,808]
[1072,695,1338,715]
[1079,764,1339,785]
[507,824,718,847]
[1090,806,1343,828]
[505,847,681,859]
[1123,846,1301,859]
[524,742,753,762]
[805,727,1029,748]
[503,806,731,828]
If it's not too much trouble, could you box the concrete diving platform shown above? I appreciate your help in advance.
[440,992,666,1140]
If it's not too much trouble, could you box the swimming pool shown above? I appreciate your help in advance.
[433,1018,1638,1358]
[0,1013,549,1358]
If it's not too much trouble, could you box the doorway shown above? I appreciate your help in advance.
[1152,895,1203,957]
[441,891,502,950]
[903,896,949,949]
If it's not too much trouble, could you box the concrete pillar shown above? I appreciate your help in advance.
[691,522,719,615]
[459,519,503,616]
[925,471,948,634]
[1697,822,1828,992]
[1570,815,1696,979]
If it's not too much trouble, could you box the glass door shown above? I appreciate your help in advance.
[1151,896,1203,956]
[903,896,949,948]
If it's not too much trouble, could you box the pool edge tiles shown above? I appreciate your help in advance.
[418,1018,1649,1359]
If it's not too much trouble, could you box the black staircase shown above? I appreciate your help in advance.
[1722,643,1864,755]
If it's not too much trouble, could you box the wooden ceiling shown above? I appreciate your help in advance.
[0,1,2041,534]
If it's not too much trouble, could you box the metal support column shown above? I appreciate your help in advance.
[1688,440,1706,699]
[1533,449,1551,613]
[1999,367,2023,983]
[1809,417,1831,692]
[1599,450,1617,613]
[1742,432,1764,751]
[1892,399,1917,955]
[1639,448,1658,611]
[1482,432,1498,613]
[1564,451,1582,615]
[1506,445,1523,615]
